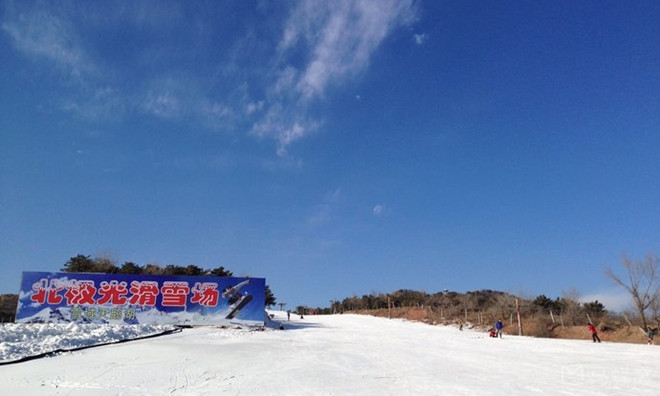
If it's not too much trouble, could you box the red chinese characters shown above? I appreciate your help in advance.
[161,282,190,307]
[47,279,65,304]
[191,282,219,307]
[128,281,159,306]
[97,280,129,305]
[64,280,97,306]
[30,279,49,304]
[30,278,67,304]
[29,277,224,310]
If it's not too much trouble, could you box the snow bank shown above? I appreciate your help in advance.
[0,322,177,363]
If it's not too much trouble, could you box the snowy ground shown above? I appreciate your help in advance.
[1,311,659,395]
[0,322,178,363]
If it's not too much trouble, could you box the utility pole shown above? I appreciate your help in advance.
[516,298,523,336]
[388,295,392,319]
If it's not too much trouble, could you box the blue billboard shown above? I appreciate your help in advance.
[16,272,265,326]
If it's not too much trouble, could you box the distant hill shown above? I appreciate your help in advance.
[296,288,657,344]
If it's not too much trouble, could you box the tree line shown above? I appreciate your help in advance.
[301,289,606,325]
[60,254,277,307]
[63,254,236,277]
[297,254,660,337]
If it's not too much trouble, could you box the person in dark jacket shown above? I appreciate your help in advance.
[647,327,656,345]
[495,320,503,338]
[587,323,601,343]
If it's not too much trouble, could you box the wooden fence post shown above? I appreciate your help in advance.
[388,295,392,319]
[516,298,523,336]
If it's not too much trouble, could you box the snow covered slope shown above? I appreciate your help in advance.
[1,311,659,395]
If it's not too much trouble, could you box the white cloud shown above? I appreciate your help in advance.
[140,76,239,130]
[205,103,232,118]
[1,7,94,81]
[277,123,307,157]
[251,104,321,157]
[2,1,418,157]
[289,0,416,101]
[61,87,125,121]
[1,3,227,130]
[580,290,631,313]
[414,33,428,45]
[253,0,417,156]
[373,204,386,216]
[273,66,299,96]
[144,92,182,119]
[307,188,343,226]
[245,101,264,115]
[200,101,236,131]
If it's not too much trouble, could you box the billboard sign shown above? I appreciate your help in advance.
[16,272,265,326]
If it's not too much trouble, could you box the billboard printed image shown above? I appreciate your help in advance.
[16,272,265,327]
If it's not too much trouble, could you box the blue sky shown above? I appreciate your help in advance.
[1,0,659,310]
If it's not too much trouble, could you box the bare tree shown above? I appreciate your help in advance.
[650,296,660,328]
[492,293,514,323]
[605,254,660,331]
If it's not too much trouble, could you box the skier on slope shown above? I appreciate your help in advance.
[646,327,656,345]
[495,320,503,338]
[587,323,601,343]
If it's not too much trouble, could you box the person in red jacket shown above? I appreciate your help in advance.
[587,323,601,343]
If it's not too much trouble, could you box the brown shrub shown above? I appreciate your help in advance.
[350,308,653,345]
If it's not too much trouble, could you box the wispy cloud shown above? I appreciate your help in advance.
[1,1,193,124]
[1,6,93,80]
[307,188,344,226]
[61,87,126,121]
[252,0,417,156]
[284,1,415,100]
[144,91,183,119]
[373,203,387,216]
[140,75,238,131]
[1,4,138,123]
[2,1,418,158]
[414,33,428,45]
